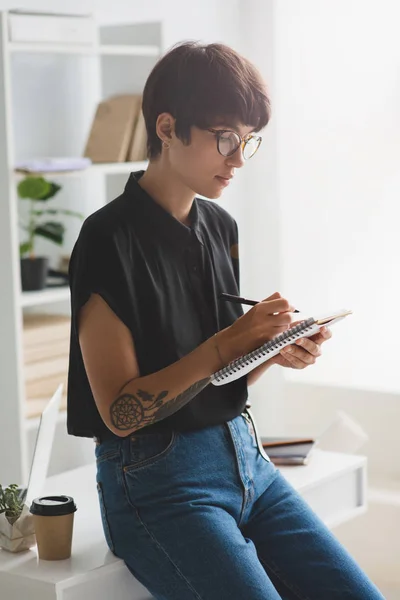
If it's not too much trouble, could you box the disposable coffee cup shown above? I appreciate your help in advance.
[30,495,77,560]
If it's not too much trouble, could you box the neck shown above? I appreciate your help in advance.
[138,159,195,226]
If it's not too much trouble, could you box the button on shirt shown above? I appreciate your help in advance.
[67,171,248,439]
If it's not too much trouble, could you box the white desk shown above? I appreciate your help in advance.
[0,450,366,600]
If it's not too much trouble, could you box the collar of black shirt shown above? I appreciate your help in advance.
[124,171,205,248]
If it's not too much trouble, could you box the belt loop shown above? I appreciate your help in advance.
[244,407,270,462]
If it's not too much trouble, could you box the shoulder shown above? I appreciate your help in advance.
[76,194,131,249]
[69,195,135,281]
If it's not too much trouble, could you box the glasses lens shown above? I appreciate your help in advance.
[218,131,241,157]
[243,136,261,160]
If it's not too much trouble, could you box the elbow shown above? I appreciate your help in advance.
[101,389,142,437]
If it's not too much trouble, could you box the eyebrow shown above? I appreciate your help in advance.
[213,120,239,132]
[212,123,257,135]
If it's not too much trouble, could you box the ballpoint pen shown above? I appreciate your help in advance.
[219,292,300,313]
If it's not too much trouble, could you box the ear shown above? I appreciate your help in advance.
[156,113,176,147]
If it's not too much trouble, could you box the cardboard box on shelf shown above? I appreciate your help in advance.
[84,94,142,163]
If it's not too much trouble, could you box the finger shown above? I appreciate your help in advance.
[259,297,296,315]
[280,346,317,368]
[294,338,322,357]
[290,320,303,327]
[309,327,333,345]
[308,333,326,346]
[320,326,332,340]
[262,291,281,302]
[260,326,291,344]
[282,345,318,364]
[267,312,293,328]
[279,349,307,369]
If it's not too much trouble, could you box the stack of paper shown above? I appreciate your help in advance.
[15,157,92,173]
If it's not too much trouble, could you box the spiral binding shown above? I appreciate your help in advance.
[213,317,316,383]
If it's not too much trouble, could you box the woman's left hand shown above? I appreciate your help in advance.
[270,325,332,370]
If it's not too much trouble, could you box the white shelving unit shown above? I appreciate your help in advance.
[0,11,162,484]
[20,287,71,308]
[9,43,160,57]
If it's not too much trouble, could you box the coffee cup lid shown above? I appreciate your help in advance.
[30,495,77,517]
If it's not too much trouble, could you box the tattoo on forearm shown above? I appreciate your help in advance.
[110,377,211,431]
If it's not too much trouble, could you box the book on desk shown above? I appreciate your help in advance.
[261,437,316,466]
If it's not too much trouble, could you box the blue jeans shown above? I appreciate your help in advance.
[95,410,384,600]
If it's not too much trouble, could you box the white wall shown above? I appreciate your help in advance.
[240,1,400,478]
[234,0,286,434]
[275,0,400,394]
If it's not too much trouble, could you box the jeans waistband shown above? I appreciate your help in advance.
[94,403,254,446]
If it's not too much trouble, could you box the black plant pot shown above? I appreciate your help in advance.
[20,257,49,291]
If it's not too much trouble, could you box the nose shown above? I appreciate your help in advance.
[226,145,245,168]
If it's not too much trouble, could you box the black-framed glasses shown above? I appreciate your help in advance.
[207,128,262,160]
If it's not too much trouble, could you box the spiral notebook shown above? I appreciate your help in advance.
[211,309,352,386]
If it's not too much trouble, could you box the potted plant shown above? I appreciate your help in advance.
[18,175,83,291]
[0,484,36,552]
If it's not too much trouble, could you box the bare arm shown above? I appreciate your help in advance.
[79,294,223,436]
[79,292,293,436]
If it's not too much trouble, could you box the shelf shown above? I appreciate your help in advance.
[20,286,70,308]
[90,160,148,175]
[14,160,148,178]
[8,42,160,57]
[99,45,159,57]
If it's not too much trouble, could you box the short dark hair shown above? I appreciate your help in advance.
[142,41,271,159]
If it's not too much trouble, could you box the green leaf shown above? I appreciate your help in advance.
[0,484,23,519]
[32,209,58,216]
[58,208,84,219]
[33,208,84,219]
[34,222,65,245]
[17,177,51,200]
[19,241,32,256]
[38,182,62,201]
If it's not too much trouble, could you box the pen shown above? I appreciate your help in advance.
[219,292,300,313]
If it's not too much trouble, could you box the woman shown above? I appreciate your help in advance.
[67,42,384,599]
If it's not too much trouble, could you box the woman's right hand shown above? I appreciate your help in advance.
[215,292,295,365]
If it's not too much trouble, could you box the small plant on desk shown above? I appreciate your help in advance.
[0,483,23,525]
[0,483,36,552]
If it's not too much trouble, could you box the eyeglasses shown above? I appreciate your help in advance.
[207,128,262,160]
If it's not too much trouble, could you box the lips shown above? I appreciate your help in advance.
[215,176,231,187]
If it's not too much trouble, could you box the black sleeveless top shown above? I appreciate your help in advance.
[67,171,248,439]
